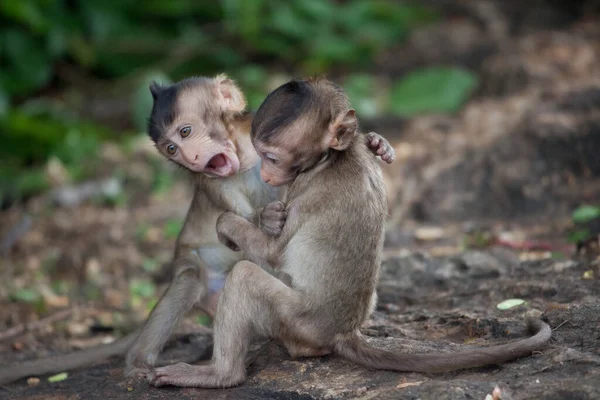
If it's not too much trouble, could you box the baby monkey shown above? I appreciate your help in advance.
[0,75,395,385]
[146,78,551,388]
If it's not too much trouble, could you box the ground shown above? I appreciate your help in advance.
[1,1,600,399]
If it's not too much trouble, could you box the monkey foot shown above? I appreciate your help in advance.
[147,362,245,388]
[285,342,332,359]
[125,366,149,379]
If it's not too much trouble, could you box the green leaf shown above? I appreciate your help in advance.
[568,229,591,244]
[130,279,156,299]
[48,372,68,383]
[142,258,161,273]
[390,67,478,116]
[572,205,600,224]
[163,219,183,239]
[496,299,526,310]
[146,297,158,312]
[12,288,41,303]
[15,169,50,197]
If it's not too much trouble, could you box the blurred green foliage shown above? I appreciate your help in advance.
[390,67,479,116]
[1,0,481,204]
[1,0,435,106]
[572,205,600,224]
[568,204,600,244]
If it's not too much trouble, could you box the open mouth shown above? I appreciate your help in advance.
[204,153,233,176]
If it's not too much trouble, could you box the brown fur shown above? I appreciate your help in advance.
[145,78,550,389]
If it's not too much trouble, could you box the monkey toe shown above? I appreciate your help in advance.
[149,362,244,388]
[260,206,287,236]
[265,201,286,212]
[149,363,189,387]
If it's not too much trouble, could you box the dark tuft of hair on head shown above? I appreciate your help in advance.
[147,82,177,143]
[251,79,316,143]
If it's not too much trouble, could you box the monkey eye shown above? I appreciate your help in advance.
[180,125,192,138]
[166,143,178,155]
[265,153,280,165]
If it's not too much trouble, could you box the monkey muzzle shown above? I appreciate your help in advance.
[203,152,240,177]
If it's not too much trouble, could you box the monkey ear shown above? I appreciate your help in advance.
[149,81,162,100]
[328,110,357,151]
[214,74,247,113]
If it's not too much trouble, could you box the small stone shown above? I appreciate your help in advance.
[46,157,70,187]
[519,251,552,261]
[492,386,502,400]
[27,377,40,386]
[67,321,89,337]
[414,226,445,241]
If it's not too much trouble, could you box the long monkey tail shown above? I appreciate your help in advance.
[333,318,551,373]
[0,331,138,385]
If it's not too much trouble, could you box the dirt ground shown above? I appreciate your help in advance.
[1,1,600,399]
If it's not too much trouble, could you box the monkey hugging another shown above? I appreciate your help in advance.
[145,78,551,388]
[0,75,394,386]
[0,75,550,388]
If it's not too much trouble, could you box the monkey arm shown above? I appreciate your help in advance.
[126,253,208,374]
[126,189,215,373]
[203,178,285,237]
[216,211,285,269]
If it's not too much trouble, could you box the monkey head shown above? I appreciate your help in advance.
[147,74,247,177]
[250,79,358,186]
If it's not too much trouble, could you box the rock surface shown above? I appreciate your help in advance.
[2,253,599,399]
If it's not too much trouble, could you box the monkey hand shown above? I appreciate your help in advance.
[258,201,287,236]
[366,132,395,164]
[216,212,241,251]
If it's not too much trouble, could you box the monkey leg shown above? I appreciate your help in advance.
[126,264,207,376]
[148,260,299,388]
